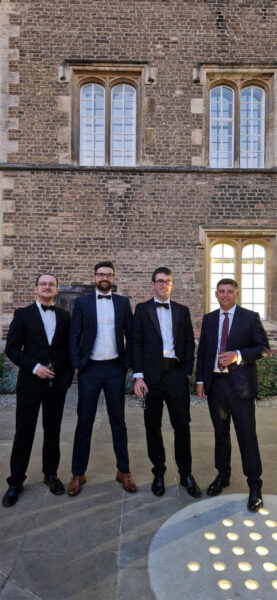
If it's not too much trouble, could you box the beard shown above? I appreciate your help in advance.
[96,280,113,293]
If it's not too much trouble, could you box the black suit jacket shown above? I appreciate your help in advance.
[69,292,133,371]
[5,303,73,394]
[133,298,195,385]
[196,305,270,398]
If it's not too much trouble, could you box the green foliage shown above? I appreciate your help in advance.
[125,368,134,395]
[257,355,277,399]
[0,350,17,394]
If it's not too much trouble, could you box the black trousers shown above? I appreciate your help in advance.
[208,374,262,488]
[72,358,129,475]
[7,387,66,486]
[144,367,192,478]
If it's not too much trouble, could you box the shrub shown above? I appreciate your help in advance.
[257,355,277,399]
[0,351,17,394]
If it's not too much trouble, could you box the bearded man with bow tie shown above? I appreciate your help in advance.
[133,267,201,498]
[68,261,136,496]
[2,273,73,507]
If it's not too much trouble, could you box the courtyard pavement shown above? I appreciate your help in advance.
[0,385,276,600]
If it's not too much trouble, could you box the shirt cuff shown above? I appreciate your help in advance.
[196,381,204,385]
[33,363,41,374]
[236,350,242,364]
[133,373,144,380]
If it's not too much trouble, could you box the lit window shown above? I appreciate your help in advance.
[210,243,235,311]
[241,244,266,318]
[209,240,268,319]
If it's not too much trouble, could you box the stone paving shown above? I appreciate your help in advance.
[0,385,276,600]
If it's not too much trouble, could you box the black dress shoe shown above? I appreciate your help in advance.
[207,474,230,497]
[180,474,202,498]
[248,488,263,512]
[2,484,23,507]
[152,474,165,496]
[44,475,65,495]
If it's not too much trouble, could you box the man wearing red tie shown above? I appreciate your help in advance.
[196,278,270,511]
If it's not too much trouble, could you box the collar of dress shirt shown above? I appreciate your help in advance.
[154,297,170,306]
[219,304,237,317]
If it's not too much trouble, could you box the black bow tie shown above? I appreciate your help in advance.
[41,304,55,312]
[155,302,169,309]
[98,294,112,300]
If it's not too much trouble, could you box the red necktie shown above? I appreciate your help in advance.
[218,312,229,371]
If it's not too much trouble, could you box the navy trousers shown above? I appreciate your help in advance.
[72,358,129,475]
[208,374,262,489]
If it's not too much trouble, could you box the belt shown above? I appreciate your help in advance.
[162,358,179,371]
[213,372,230,377]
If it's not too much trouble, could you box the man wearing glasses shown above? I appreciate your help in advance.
[68,261,136,495]
[2,273,73,507]
[133,267,201,498]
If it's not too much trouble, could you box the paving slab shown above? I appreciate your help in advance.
[0,387,276,600]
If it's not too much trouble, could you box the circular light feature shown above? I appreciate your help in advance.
[245,579,259,590]
[243,519,255,527]
[259,508,269,515]
[232,547,245,556]
[209,546,221,555]
[222,519,234,527]
[272,580,277,590]
[265,520,277,528]
[187,561,200,572]
[272,533,277,541]
[213,562,226,572]
[204,532,216,540]
[263,563,277,572]
[256,546,269,556]
[218,580,232,590]
[227,532,239,541]
[249,532,262,541]
[238,562,252,572]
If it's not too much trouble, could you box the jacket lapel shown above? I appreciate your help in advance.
[32,303,50,346]
[112,293,121,336]
[171,301,180,346]
[148,299,162,337]
[227,305,242,348]
[210,309,220,356]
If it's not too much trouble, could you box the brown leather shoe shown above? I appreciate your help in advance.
[116,470,137,493]
[67,475,86,496]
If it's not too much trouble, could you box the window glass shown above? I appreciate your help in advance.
[210,86,234,168]
[240,87,265,168]
[241,243,266,318]
[80,84,105,166]
[111,84,136,166]
[210,243,235,310]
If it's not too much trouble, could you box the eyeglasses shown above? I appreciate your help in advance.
[154,279,173,286]
[95,272,114,279]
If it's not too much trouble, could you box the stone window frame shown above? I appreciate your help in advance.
[70,63,146,165]
[198,64,277,168]
[199,227,277,320]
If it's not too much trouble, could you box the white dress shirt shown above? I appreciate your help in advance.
[213,304,241,373]
[90,291,118,360]
[33,300,56,374]
[133,296,176,380]
[196,304,241,383]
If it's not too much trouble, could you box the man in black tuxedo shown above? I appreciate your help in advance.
[68,261,136,496]
[196,278,270,511]
[2,273,73,507]
[133,267,201,498]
